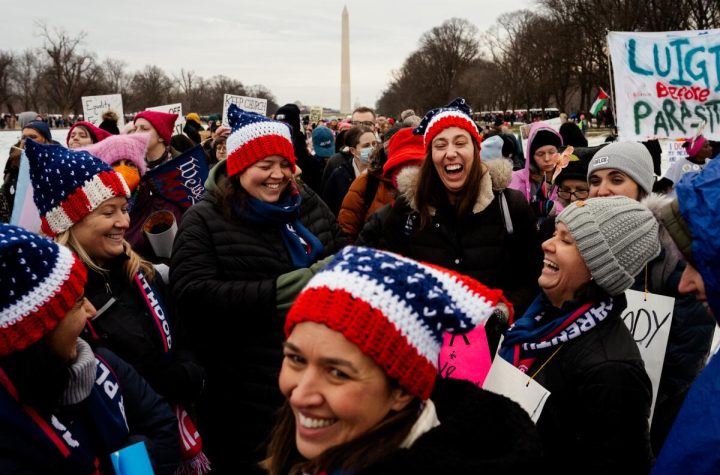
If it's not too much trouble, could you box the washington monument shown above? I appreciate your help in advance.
[340,5,351,115]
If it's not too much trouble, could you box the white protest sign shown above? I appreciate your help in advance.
[666,139,689,163]
[520,117,562,140]
[483,355,551,423]
[81,94,125,128]
[608,29,720,141]
[622,289,675,420]
[145,103,184,137]
[222,94,268,126]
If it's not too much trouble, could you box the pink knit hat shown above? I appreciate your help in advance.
[685,135,707,157]
[66,121,112,146]
[79,133,151,176]
[134,110,178,145]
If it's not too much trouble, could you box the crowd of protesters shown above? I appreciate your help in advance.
[0,95,718,475]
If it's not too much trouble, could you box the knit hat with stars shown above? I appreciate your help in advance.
[413,97,482,150]
[0,223,87,356]
[24,139,131,237]
[286,246,511,400]
[226,103,296,177]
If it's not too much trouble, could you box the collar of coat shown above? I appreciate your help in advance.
[396,158,513,216]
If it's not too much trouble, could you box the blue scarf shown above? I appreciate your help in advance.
[235,184,324,269]
[499,293,615,372]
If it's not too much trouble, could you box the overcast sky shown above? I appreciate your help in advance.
[6,0,531,111]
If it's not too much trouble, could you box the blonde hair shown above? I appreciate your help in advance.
[55,229,156,281]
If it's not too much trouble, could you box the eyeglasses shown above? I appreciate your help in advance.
[557,188,589,200]
[352,120,375,127]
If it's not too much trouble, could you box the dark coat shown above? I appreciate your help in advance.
[357,162,542,317]
[530,294,653,475]
[83,254,205,406]
[0,348,180,475]
[357,378,543,475]
[169,170,345,473]
[321,153,356,216]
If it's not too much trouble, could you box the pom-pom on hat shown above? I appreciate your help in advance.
[66,121,112,146]
[78,133,150,176]
[557,196,661,296]
[413,97,482,150]
[24,139,131,237]
[134,110,178,145]
[226,103,296,177]
[286,246,511,400]
[0,223,87,356]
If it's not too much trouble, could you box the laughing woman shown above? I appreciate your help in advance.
[170,105,345,473]
[499,196,661,474]
[357,98,541,322]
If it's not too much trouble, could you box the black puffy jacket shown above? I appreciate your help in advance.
[170,166,345,473]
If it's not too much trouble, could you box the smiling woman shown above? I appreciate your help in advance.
[499,196,662,474]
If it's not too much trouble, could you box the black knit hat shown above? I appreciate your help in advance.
[529,129,562,159]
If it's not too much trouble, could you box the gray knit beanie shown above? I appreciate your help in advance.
[557,196,661,296]
[587,141,655,194]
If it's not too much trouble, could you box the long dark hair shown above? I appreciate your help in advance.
[263,396,421,475]
[216,174,250,222]
[414,134,485,229]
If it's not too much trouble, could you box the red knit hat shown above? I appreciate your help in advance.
[383,128,426,187]
[286,246,511,400]
[134,110,178,145]
[0,224,87,356]
[225,104,296,177]
[414,97,482,150]
[66,121,112,146]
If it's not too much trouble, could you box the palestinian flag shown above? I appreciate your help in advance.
[590,88,609,116]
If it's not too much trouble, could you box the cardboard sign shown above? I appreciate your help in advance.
[666,139,689,163]
[622,289,675,420]
[222,94,268,125]
[145,103,184,137]
[9,151,41,233]
[437,325,492,387]
[309,106,323,124]
[483,355,551,423]
[608,29,720,141]
[82,94,125,128]
[520,117,562,140]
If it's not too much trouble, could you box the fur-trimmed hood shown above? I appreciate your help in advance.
[396,158,514,215]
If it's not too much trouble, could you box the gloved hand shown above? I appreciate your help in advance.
[276,267,314,312]
[309,254,335,274]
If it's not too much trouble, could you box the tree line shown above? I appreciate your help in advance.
[0,23,279,118]
[377,0,720,118]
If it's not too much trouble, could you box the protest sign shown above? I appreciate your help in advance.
[145,103,184,137]
[608,30,720,141]
[483,354,551,423]
[667,139,689,163]
[437,325,492,387]
[519,117,562,140]
[81,94,125,128]
[622,289,675,420]
[309,106,323,124]
[144,144,208,209]
[222,94,268,125]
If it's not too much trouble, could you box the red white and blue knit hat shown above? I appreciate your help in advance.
[226,103,296,177]
[286,246,511,400]
[25,139,131,237]
[0,223,87,356]
[413,97,482,150]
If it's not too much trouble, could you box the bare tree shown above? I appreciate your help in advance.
[127,65,174,111]
[246,84,279,115]
[11,49,45,112]
[0,51,15,114]
[102,58,130,95]
[38,23,99,116]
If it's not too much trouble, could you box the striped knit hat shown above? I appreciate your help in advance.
[557,196,661,296]
[226,103,296,177]
[0,224,87,356]
[286,246,511,400]
[413,97,482,150]
[25,139,131,237]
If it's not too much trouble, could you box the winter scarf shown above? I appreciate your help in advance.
[234,183,324,268]
[499,294,615,372]
[530,174,555,222]
[0,340,129,474]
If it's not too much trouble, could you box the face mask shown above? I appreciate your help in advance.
[114,164,140,192]
[359,147,372,163]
